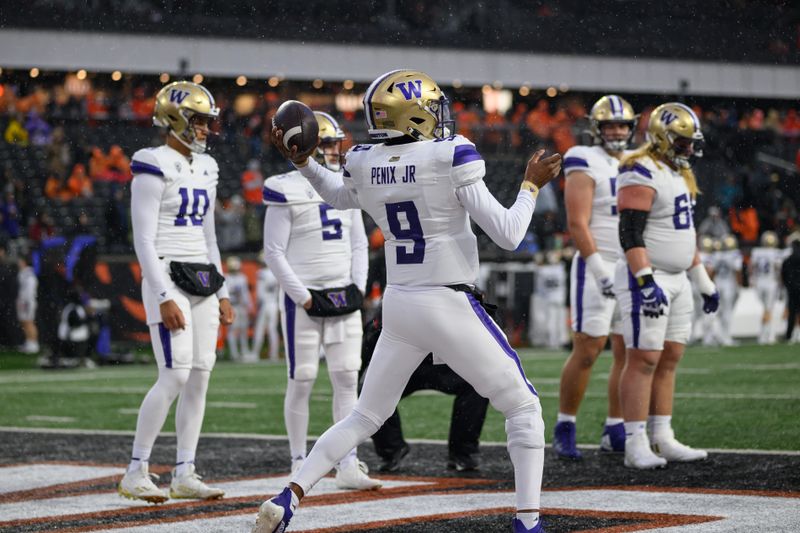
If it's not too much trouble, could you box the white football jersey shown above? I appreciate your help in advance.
[131,145,218,259]
[226,271,251,308]
[712,249,742,284]
[617,157,696,273]
[536,263,566,303]
[750,247,782,284]
[256,267,279,305]
[563,145,625,261]
[343,135,484,286]
[263,170,358,288]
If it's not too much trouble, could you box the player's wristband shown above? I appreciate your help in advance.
[687,263,716,295]
[584,253,609,280]
[520,181,539,198]
[634,266,654,287]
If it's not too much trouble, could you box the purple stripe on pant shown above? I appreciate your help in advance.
[284,293,296,379]
[158,323,173,368]
[576,257,586,332]
[627,270,641,348]
[466,293,537,396]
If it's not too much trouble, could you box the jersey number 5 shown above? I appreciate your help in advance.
[386,201,425,264]
[319,204,343,240]
[174,188,210,226]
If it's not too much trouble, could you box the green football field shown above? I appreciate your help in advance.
[1,343,798,451]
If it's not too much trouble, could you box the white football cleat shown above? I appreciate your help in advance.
[335,460,382,490]
[118,462,169,504]
[650,429,708,462]
[624,433,667,470]
[169,464,225,500]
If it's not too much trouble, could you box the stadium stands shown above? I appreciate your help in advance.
[3,1,798,64]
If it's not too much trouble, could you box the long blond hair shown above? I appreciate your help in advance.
[619,142,700,199]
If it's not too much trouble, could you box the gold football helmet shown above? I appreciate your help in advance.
[314,111,346,171]
[722,234,738,251]
[363,69,453,141]
[153,81,219,153]
[699,235,714,254]
[646,102,704,169]
[588,95,637,152]
[760,231,778,248]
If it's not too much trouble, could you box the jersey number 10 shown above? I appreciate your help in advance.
[174,187,210,226]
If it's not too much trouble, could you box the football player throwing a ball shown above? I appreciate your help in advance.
[254,70,561,533]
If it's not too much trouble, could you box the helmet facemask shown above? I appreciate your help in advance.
[667,132,704,169]
[429,94,455,140]
[172,111,217,154]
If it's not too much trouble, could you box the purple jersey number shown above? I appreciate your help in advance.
[174,188,210,226]
[319,204,343,240]
[673,193,693,230]
[386,201,425,264]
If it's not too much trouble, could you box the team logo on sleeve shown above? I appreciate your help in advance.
[326,290,348,308]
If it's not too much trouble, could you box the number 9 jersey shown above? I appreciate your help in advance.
[616,157,696,273]
[343,134,484,286]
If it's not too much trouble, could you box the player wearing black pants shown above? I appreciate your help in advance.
[360,309,489,472]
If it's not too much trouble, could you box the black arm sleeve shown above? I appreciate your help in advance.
[619,209,649,251]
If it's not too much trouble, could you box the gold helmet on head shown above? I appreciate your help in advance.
[153,81,219,153]
[646,102,704,169]
[699,235,714,253]
[588,95,637,152]
[760,231,778,248]
[314,111,346,171]
[363,69,453,141]
[722,234,738,251]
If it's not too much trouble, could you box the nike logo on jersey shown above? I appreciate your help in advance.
[370,165,416,185]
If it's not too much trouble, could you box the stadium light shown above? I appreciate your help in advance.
[111,71,122,81]
[452,79,463,89]
[312,79,324,89]
[29,68,39,78]
[481,84,491,94]
[343,79,354,90]
[546,86,557,97]
[160,73,170,83]
[559,83,569,93]
[519,86,530,97]
[236,75,247,86]
[76,69,87,80]
[268,76,279,87]
[492,80,503,90]
[193,74,204,84]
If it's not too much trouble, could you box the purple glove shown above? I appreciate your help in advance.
[702,291,720,314]
[638,275,669,318]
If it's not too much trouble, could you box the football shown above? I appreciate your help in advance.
[272,100,319,154]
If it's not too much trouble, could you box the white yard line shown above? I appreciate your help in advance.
[1,427,798,455]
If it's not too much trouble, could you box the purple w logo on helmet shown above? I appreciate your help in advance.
[326,291,348,308]
[396,80,423,101]
[170,90,189,104]
[196,271,211,288]
[660,110,678,126]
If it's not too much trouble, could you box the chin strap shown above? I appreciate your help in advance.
[170,130,205,154]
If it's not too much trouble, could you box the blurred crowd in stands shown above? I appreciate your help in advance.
[1,74,799,262]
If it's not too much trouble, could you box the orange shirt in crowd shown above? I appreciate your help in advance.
[729,207,760,243]
[241,169,264,205]
[67,164,93,197]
